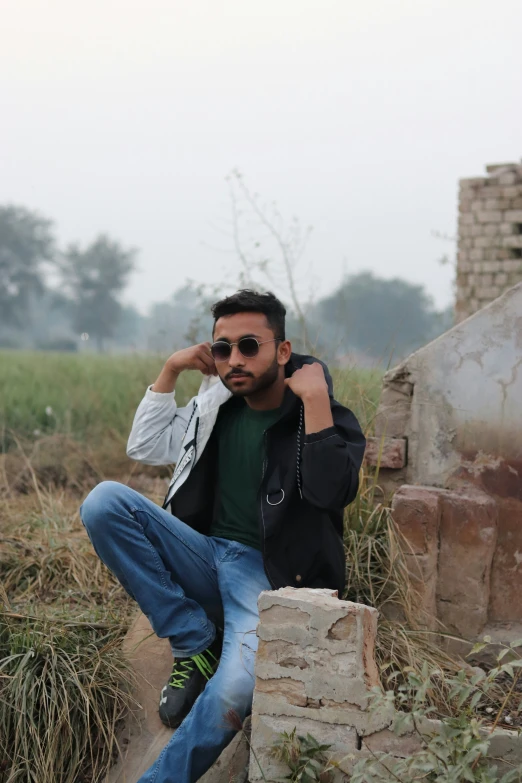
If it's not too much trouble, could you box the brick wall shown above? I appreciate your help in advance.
[457,162,522,322]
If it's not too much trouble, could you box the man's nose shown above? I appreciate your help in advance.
[228,344,245,366]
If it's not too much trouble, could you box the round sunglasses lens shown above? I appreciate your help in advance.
[211,342,231,361]
[238,338,260,358]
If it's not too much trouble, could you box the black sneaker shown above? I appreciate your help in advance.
[159,642,220,728]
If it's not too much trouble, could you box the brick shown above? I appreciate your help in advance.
[459,213,474,225]
[484,223,501,236]
[469,248,484,261]
[363,727,422,756]
[436,488,498,638]
[495,273,508,286]
[328,614,357,641]
[481,273,493,286]
[391,485,441,628]
[477,211,502,223]
[256,677,308,707]
[501,186,520,198]
[460,176,488,187]
[500,222,515,235]
[505,210,522,223]
[503,259,522,272]
[256,639,309,670]
[364,437,407,469]
[503,236,522,248]
[474,236,492,249]
[499,172,517,185]
[259,605,310,628]
[486,163,516,174]
[485,198,511,210]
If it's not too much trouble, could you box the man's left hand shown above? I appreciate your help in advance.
[284,362,329,401]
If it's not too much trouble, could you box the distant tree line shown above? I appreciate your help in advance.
[0,204,453,363]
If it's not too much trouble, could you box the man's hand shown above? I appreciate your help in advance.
[152,343,216,393]
[284,362,328,402]
[285,363,333,434]
[166,343,217,377]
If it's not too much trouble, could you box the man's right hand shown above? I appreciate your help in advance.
[151,343,217,393]
[166,343,217,377]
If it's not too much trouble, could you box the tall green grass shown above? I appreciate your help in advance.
[0,351,382,451]
[0,350,200,450]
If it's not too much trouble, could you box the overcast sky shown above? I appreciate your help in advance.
[2,0,521,314]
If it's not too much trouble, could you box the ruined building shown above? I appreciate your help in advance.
[456,162,522,322]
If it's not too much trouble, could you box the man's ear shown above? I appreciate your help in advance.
[277,339,292,366]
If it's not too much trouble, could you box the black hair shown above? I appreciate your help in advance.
[211,289,286,340]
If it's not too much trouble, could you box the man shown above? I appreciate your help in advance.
[80,290,365,783]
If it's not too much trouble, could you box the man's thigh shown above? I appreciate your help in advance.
[85,481,223,625]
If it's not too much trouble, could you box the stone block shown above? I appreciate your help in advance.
[474,236,493,249]
[499,172,517,185]
[477,211,502,223]
[501,186,520,198]
[436,488,498,638]
[504,210,522,222]
[391,485,442,628]
[460,176,488,187]
[249,714,355,782]
[469,248,484,261]
[251,588,389,771]
[256,677,308,707]
[503,235,522,248]
[364,437,407,469]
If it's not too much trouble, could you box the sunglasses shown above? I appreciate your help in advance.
[210,337,280,362]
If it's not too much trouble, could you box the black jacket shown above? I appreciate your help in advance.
[165,353,366,595]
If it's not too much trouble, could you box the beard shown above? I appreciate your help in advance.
[222,355,280,397]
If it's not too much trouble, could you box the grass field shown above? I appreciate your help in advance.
[0,350,383,446]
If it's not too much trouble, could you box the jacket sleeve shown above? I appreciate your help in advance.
[126,386,196,466]
[299,399,366,511]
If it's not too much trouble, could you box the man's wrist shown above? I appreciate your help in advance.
[300,387,330,406]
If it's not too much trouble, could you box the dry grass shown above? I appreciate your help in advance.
[344,468,464,716]
[0,479,141,781]
[0,611,137,783]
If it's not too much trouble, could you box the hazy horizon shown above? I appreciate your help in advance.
[2,0,521,315]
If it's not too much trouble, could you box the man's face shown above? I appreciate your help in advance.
[212,311,290,397]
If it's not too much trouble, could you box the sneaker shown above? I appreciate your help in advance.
[159,641,220,728]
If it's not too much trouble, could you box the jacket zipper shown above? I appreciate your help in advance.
[259,429,276,588]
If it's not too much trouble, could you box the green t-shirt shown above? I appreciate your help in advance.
[210,401,281,550]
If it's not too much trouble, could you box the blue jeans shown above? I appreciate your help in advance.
[80,481,271,783]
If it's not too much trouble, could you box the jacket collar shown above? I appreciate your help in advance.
[194,351,329,419]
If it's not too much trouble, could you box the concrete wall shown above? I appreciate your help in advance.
[371,282,522,630]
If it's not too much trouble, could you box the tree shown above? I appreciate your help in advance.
[315,272,443,363]
[60,235,137,352]
[0,205,55,329]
